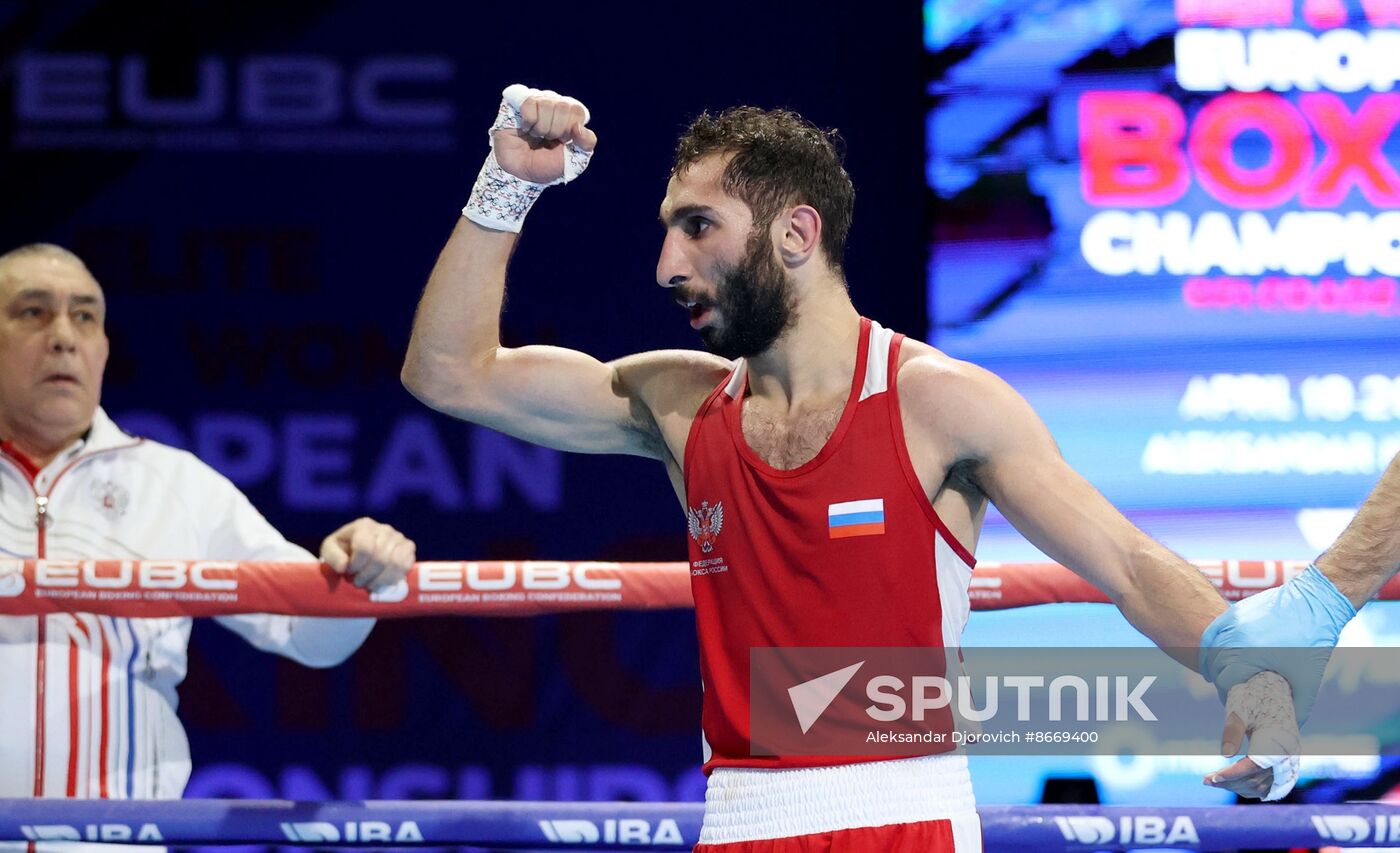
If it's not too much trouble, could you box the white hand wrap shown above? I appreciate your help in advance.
[1225,672,1301,801]
[462,84,595,233]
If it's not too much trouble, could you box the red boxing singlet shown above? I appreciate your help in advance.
[683,318,977,773]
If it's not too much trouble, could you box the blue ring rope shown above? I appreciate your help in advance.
[1,800,1398,849]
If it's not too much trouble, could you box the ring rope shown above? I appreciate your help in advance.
[2,558,1396,618]
[1,800,1397,849]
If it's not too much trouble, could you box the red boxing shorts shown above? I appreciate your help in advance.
[695,753,981,852]
[694,817,961,852]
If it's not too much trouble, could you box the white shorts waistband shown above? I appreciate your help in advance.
[699,753,980,847]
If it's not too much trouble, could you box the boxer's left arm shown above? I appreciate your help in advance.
[903,354,1299,799]
[901,355,1223,662]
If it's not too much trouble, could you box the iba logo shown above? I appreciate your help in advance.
[1054,815,1198,846]
[1311,814,1400,843]
[21,824,162,842]
[538,819,685,845]
[686,501,724,553]
[279,821,422,843]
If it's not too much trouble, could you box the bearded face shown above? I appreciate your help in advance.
[697,228,796,360]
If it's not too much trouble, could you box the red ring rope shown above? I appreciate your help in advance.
[0,558,1391,618]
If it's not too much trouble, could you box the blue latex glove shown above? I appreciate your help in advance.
[1199,563,1357,725]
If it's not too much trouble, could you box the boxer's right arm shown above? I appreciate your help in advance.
[402,87,726,461]
[402,217,696,459]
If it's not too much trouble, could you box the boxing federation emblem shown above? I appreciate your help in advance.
[686,501,724,554]
[91,480,130,519]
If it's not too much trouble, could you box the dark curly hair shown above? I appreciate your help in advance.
[672,107,855,274]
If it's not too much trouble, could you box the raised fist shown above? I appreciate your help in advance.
[492,85,597,185]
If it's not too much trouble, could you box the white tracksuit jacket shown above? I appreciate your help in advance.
[0,407,374,801]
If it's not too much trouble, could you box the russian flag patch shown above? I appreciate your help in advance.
[828,498,885,539]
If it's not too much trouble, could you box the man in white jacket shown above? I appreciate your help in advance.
[0,242,415,805]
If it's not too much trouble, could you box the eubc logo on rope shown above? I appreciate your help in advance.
[28,559,238,591]
[415,561,623,592]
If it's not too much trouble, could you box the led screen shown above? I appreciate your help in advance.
[926,0,1400,804]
